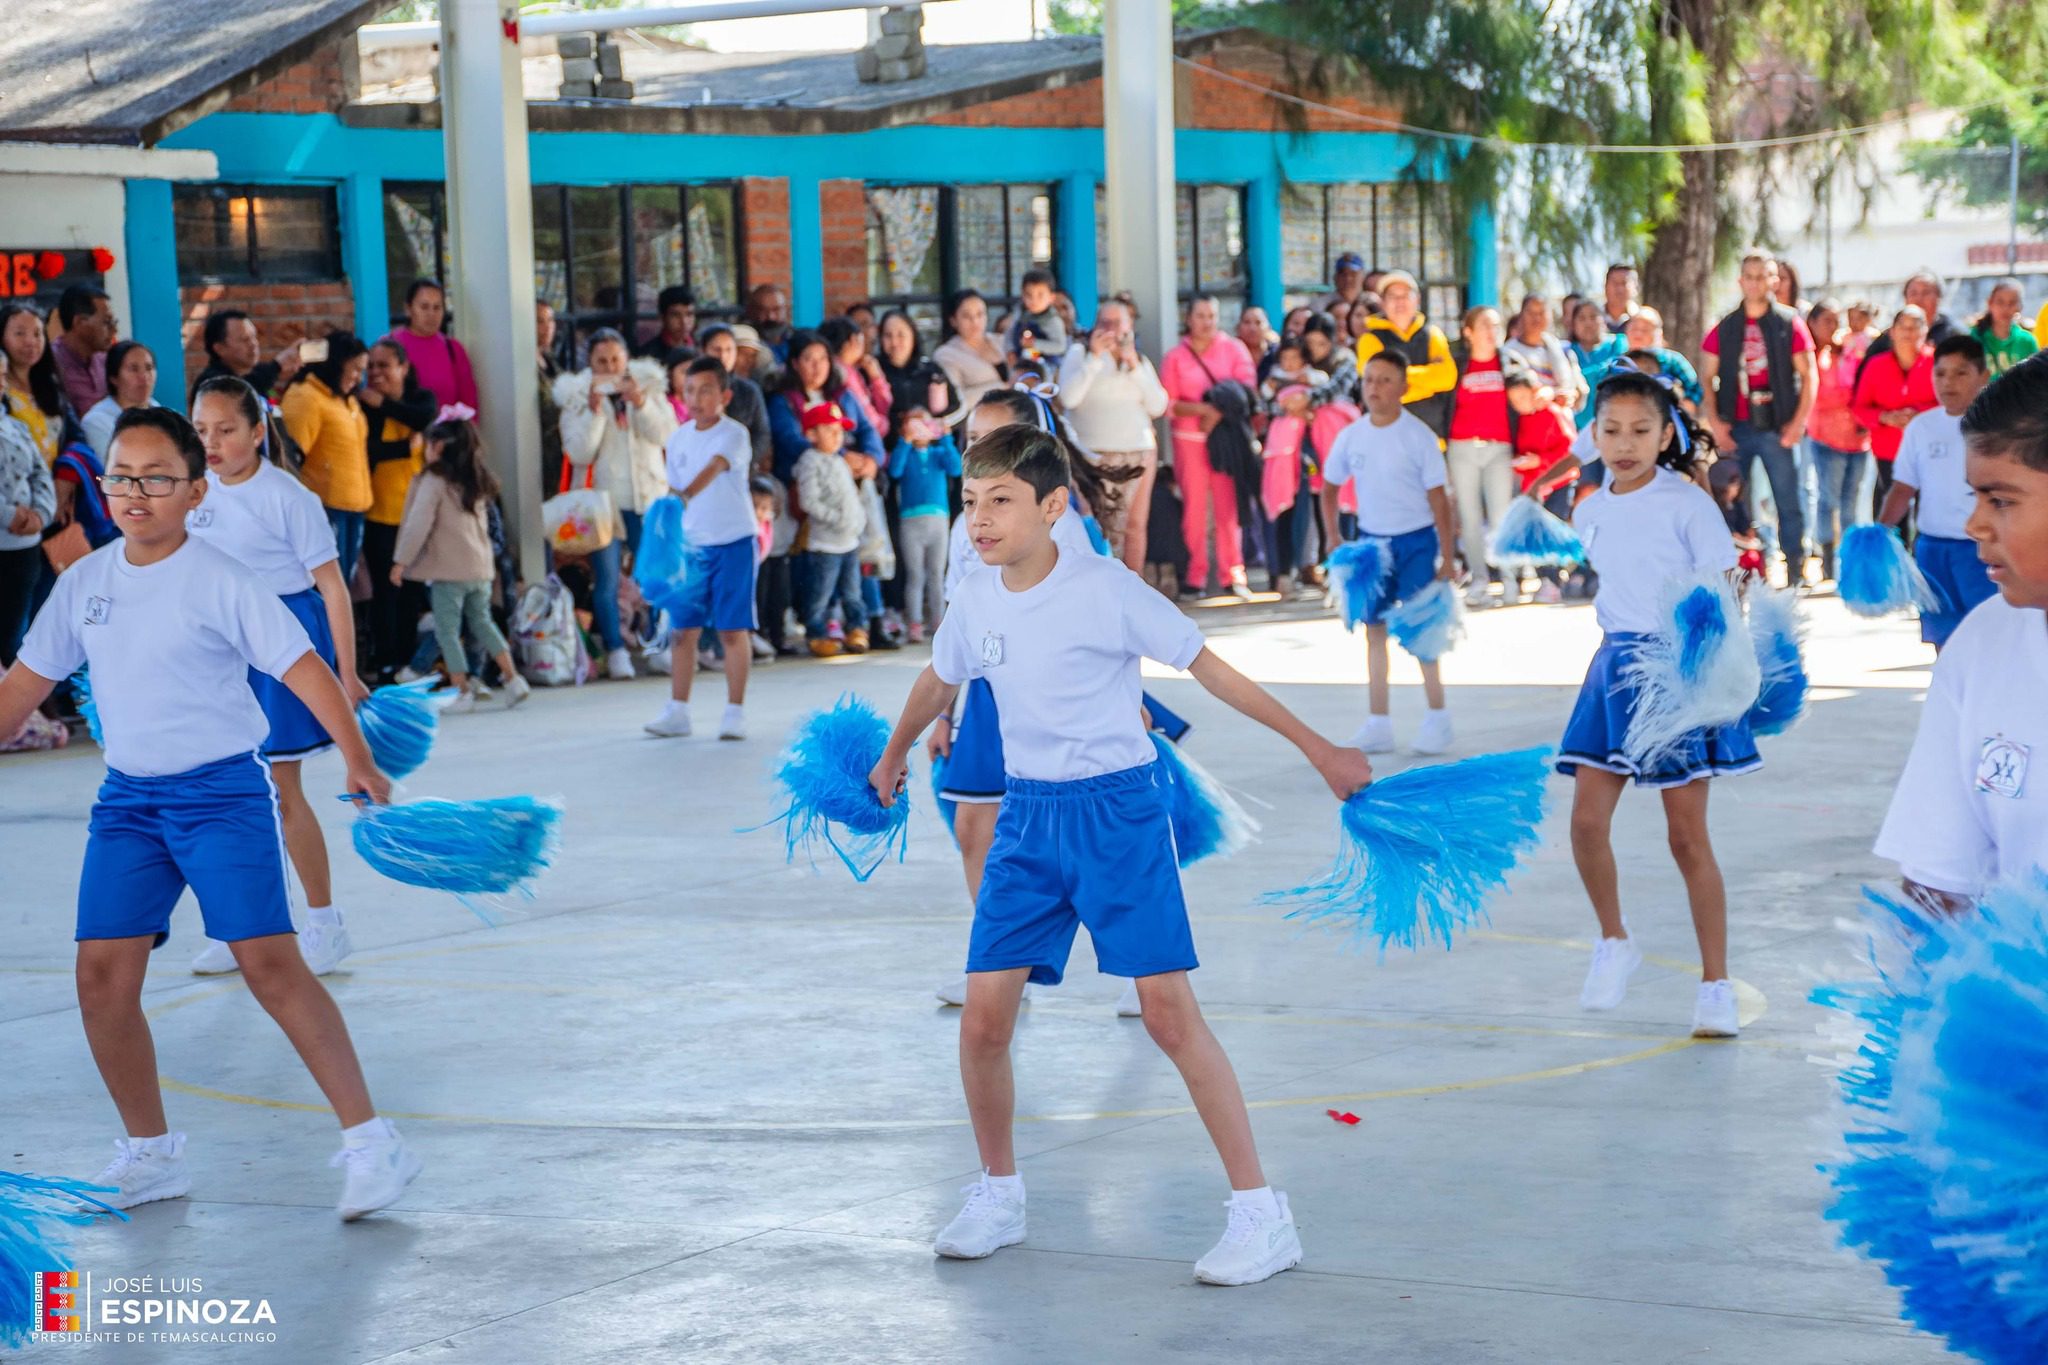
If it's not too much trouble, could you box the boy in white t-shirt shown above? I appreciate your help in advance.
[0,407,420,1221]
[1875,351,2048,908]
[867,423,1373,1286]
[647,357,759,741]
[1317,349,1458,756]
[1879,334,1995,651]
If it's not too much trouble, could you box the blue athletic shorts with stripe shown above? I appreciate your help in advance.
[252,587,334,759]
[78,752,295,947]
[968,761,1198,985]
[1914,533,1996,647]
[671,534,760,633]
[1361,525,1441,626]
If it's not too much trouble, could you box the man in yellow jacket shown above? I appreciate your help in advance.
[1354,270,1457,438]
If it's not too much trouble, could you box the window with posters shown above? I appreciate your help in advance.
[0,249,110,314]
[863,183,1055,348]
[1094,184,1249,327]
[1280,182,1467,322]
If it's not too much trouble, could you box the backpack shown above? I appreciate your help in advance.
[512,575,590,687]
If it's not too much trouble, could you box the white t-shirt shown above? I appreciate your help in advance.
[1572,468,1736,634]
[932,548,1205,782]
[944,503,1096,604]
[16,537,314,778]
[664,414,756,548]
[185,461,338,595]
[1320,410,1447,537]
[1891,408,1973,540]
[1875,596,2048,897]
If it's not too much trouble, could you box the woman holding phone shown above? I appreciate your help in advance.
[1056,296,1169,570]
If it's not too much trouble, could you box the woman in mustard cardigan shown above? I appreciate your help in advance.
[281,331,373,582]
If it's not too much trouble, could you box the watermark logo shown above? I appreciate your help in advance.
[29,1270,279,1347]
[34,1270,84,1333]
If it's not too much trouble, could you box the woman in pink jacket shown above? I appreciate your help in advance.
[1160,294,1257,598]
[386,279,480,417]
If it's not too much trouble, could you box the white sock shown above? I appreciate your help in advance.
[341,1117,395,1147]
[984,1170,1024,1198]
[723,702,745,717]
[1427,706,1448,717]
[130,1132,179,1155]
[1230,1185,1281,1220]
[304,904,341,927]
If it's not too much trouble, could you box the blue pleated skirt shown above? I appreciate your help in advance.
[939,678,1006,804]
[1556,632,1761,789]
[251,587,336,760]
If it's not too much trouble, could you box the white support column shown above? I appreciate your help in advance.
[1101,0,1177,360]
[441,0,544,581]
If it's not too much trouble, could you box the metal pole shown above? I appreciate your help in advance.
[441,0,545,584]
[1101,0,1177,360]
[2010,133,2022,273]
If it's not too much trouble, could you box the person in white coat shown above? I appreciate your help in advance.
[553,328,677,679]
[1056,297,1169,570]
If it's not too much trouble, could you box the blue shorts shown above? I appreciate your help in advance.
[672,534,759,633]
[968,762,1198,985]
[253,587,333,759]
[1914,534,1996,647]
[1556,633,1762,788]
[78,752,295,946]
[1360,525,1441,626]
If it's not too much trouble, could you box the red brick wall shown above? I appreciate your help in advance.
[819,179,868,315]
[923,55,1401,132]
[741,178,791,298]
[221,39,356,115]
[926,80,1104,129]
[179,281,356,392]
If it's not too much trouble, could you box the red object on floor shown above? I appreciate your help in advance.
[1326,1109,1361,1125]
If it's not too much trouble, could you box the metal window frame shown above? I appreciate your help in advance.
[173,183,342,286]
[861,181,1059,328]
[1278,181,1469,316]
[1175,182,1249,309]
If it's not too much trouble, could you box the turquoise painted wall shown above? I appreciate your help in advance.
[151,112,1493,379]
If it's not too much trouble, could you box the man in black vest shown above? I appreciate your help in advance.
[1698,249,1818,585]
[1353,270,1457,437]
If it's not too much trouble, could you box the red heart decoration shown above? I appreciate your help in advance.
[90,247,115,274]
[35,251,65,280]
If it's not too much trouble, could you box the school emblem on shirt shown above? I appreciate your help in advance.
[188,508,214,528]
[1976,737,2029,799]
[980,632,1005,667]
[83,595,111,626]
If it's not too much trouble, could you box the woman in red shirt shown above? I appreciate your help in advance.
[1849,305,1935,519]
[1446,305,1515,607]
[1803,299,1871,581]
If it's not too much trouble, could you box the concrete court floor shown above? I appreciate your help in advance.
[0,591,1964,1365]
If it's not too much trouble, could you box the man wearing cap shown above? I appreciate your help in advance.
[724,322,773,387]
[1352,270,1458,437]
[1317,252,1368,319]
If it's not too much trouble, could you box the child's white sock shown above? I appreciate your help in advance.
[305,903,342,928]
[1230,1185,1281,1220]
[1427,706,1448,717]
[984,1170,1024,1198]
[341,1117,396,1148]
[130,1132,181,1155]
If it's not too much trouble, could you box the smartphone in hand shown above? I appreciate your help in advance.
[299,338,330,364]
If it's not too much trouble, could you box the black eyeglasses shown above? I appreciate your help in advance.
[98,474,194,498]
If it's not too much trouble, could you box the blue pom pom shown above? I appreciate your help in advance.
[1619,576,1759,771]
[1265,747,1551,953]
[930,754,958,850]
[1839,524,1943,619]
[1745,590,1808,738]
[762,694,909,882]
[67,669,101,748]
[1,1169,127,1347]
[350,796,563,921]
[355,678,445,780]
[1487,497,1585,569]
[1326,537,1393,631]
[632,495,701,618]
[1816,877,2048,1363]
[1150,732,1258,866]
[1081,514,1112,557]
[1388,580,1465,662]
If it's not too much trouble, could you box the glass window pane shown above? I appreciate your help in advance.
[1094,184,1109,294]
[173,187,251,281]
[1423,189,1459,283]
[953,186,1007,296]
[1280,184,1326,291]
[1194,186,1243,293]
[1330,183,1375,271]
[384,186,441,319]
[252,191,337,280]
[531,187,567,312]
[569,186,623,315]
[1376,182,1421,276]
[1174,188,1195,292]
[1008,184,1052,292]
[1428,285,1463,323]
[687,186,739,309]
[866,186,942,299]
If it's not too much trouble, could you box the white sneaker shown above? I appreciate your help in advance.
[393,666,427,684]
[190,938,240,975]
[1194,1192,1303,1286]
[935,976,968,1007]
[1115,979,1143,1017]
[333,1124,423,1221]
[643,645,674,676]
[750,632,776,660]
[93,1134,192,1210]
[1579,932,1644,1010]
[1463,586,1491,609]
[1692,979,1740,1038]
[503,675,532,709]
[1348,715,1396,754]
[933,1174,1026,1259]
[644,701,693,738]
[442,689,477,715]
[1411,709,1453,756]
[298,921,352,976]
[605,648,636,681]
[718,704,747,741]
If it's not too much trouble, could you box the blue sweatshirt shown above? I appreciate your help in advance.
[888,434,961,519]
